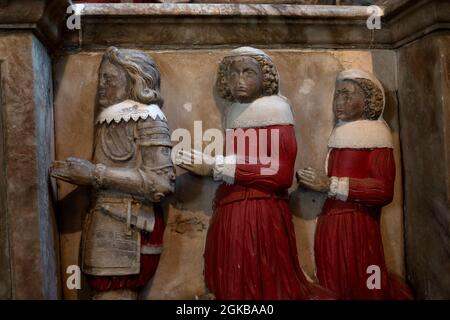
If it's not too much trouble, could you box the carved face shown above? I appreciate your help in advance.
[98,59,129,108]
[228,56,264,103]
[333,80,365,122]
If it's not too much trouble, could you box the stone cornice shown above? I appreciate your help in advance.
[386,0,450,48]
[0,0,449,52]
[0,0,72,51]
[62,3,391,51]
[61,0,449,51]
[76,3,373,18]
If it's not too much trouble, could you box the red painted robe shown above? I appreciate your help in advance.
[204,95,335,300]
[314,120,413,300]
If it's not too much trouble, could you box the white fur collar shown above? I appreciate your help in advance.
[328,120,394,149]
[97,100,166,124]
[225,95,294,129]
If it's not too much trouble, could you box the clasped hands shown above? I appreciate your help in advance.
[51,148,217,186]
[174,149,216,177]
[296,167,331,193]
[50,157,95,186]
[51,154,330,195]
[175,150,332,193]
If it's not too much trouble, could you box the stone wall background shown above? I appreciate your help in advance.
[54,48,405,299]
[398,34,450,299]
[0,42,11,300]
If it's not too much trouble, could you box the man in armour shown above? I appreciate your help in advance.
[50,47,175,300]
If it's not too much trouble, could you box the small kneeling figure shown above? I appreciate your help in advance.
[177,47,335,300]
[297,69,413,300]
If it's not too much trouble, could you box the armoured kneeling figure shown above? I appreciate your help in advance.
[51,47,175,299]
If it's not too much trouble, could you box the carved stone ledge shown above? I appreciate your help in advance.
[76,3,373,18]
[0,0,72,50]
[1,1,448,52]
[59,0,449,51]
[62,3,390,51]
[386,0,450,48]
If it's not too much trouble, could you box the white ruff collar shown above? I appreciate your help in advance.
[96,100,166,124]
[225,95,294,129]
[328,120,394,149]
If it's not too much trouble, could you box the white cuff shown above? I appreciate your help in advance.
[213,155,236,184]
[328,176,349,201]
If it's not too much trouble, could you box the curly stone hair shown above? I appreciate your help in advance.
[350,78,384,120]
[216,54,279,102]
[103,46,164,107]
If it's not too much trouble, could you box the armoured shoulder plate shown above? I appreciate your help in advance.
[100,122,136,162]
[137,118,172,148]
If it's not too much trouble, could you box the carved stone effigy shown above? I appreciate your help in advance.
[297,69,413,299]
[0,0,448,301]
[176,47,336,300]
[50,47,175,299]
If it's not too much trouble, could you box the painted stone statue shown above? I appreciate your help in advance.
[297,69,413,300]
[50,47,175,299]
[176,47,334,300]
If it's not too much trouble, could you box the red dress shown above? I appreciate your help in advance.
[205,124,334,300]
[315,147,413,300]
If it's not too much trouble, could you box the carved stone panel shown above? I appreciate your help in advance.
[0,61,12,300]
